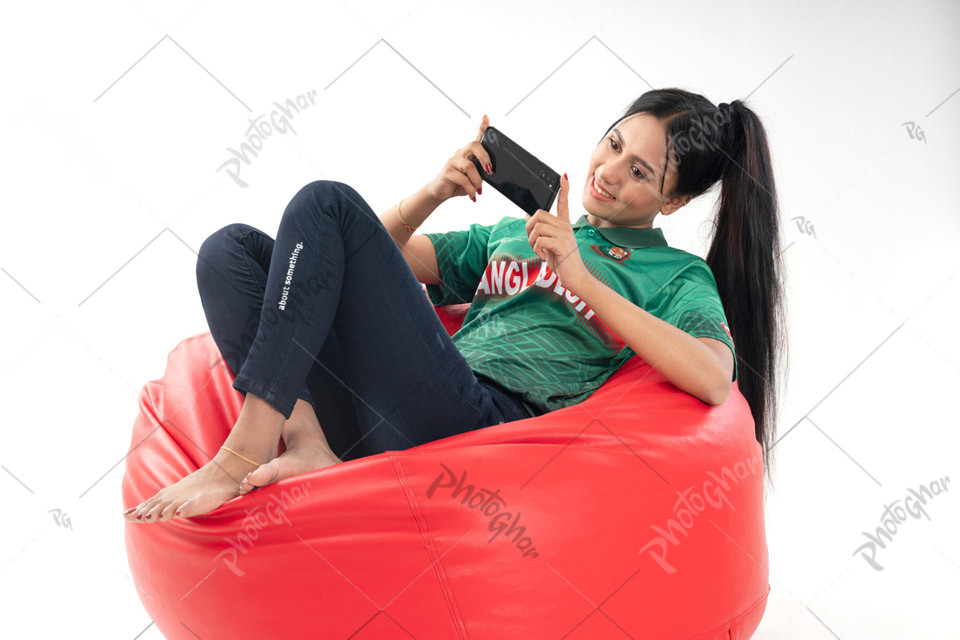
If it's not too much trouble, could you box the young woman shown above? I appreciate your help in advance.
[124,87,786,523]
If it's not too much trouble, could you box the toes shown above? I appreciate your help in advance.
[127,495,161,522]
[141,500,168,522]
[166,498,193,520]
[236,471,250,494]
[238,471,260,495]
[126,506,148,522]
[175,499,195,518]
[158,501,182,521]
[244,461,281,491]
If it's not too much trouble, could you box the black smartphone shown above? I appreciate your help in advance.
[471,125,561,216]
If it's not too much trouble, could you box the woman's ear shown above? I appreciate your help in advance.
[660,194,693,216]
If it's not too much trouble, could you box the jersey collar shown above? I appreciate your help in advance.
[572,215,668,249]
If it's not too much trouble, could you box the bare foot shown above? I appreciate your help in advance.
[123,392,285,523]
[239,405,342,493]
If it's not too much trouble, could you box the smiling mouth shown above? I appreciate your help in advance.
[592,175,615,200]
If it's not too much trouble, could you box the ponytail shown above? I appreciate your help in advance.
[606,90,788,486]
[710,100,788,487]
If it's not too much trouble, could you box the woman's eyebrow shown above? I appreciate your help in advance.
[612,127,658,177]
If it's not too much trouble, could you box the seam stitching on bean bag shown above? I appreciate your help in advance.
[683,586,770,640]
[389,452,470,639]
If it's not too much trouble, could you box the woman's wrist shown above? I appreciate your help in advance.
[410,184,444,218]
[398,186,443,230]
[378,187,443,249]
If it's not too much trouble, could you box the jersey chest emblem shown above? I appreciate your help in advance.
[590,244,631,263]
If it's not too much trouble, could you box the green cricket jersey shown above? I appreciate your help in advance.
[423,214,737,417]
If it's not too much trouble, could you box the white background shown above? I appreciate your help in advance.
[1,0,958,638]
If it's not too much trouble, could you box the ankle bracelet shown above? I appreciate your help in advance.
[220,445,264,467]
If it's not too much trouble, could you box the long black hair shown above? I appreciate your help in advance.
[601,88,788,485]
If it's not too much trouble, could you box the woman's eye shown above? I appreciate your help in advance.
[608,138,645,180]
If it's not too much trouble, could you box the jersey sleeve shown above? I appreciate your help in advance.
[421,220,496,307]
[653,259,738,382]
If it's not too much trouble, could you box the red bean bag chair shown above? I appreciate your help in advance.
[122,301,770,639]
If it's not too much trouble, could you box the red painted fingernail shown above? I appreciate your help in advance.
[175,509,181,516]
[136,513,143,520]
[563,172,568,181]
[478,184,482,194]
[486,163,492,173]
[124,507,135,514]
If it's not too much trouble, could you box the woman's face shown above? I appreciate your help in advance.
[581,112,690,229]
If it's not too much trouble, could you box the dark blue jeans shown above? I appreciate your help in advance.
[195,179,533,462]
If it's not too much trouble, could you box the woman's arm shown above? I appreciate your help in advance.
[378,186,443,285]
[378,185,442,251]
[379,115,494,286]
[572,271,734,406]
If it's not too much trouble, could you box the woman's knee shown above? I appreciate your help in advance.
[295,179,361,202]
[196,223,256,283]
[286,180,377,225]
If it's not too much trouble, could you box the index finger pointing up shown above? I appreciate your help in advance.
[556,172,569,222]
[477,114,489,142]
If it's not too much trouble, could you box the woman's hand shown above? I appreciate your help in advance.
[526,173,590,293]
[423,114,494,205]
